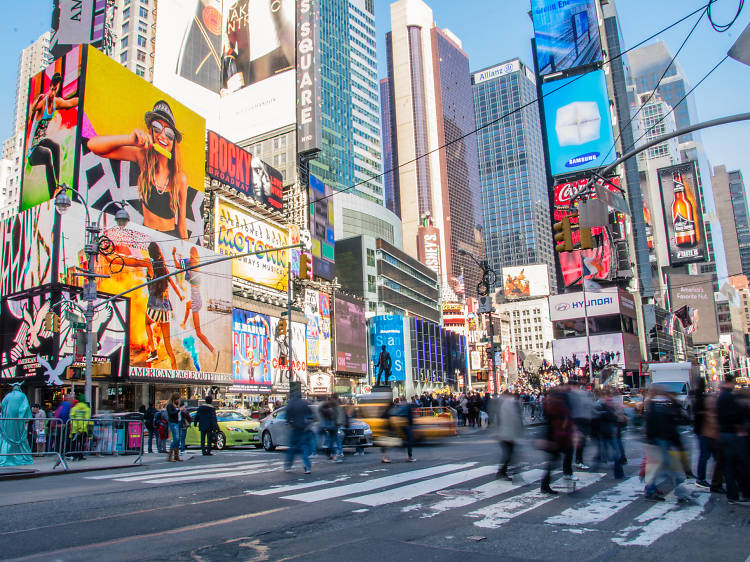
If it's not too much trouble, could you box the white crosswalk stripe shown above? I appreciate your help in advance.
[545,475,642,526]
[85,460,283,484]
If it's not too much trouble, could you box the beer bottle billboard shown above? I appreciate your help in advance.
[658,161,706,265]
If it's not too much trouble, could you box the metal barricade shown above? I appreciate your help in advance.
[63,418,144,465]
[0,417,68,470]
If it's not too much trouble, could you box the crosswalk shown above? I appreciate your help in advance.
[88,457,716,547]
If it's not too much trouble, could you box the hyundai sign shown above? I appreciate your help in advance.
[541,70,616,177]
[548,287,624,321]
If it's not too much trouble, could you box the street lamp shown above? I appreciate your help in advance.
[457,248,498,394]
[54,184,129,408]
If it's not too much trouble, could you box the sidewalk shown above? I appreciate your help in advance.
[0,451,183,480]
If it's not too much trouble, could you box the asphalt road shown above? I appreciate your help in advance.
[1,426,748,562]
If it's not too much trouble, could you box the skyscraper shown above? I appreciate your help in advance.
[113,0,156,81]
[713,166,750,278]
[380,77,399,217]
[471,58,556,293]
[384,0,482,297]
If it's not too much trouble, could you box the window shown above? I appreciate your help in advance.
[138,20,148,34]
[366,248,375,267]
[135,65,146,77]
[367,275,376,293]
[137,50,146,62]
[120,36,128,49]
[122,7,130,19]
[137,35,147,47]
[122,21,129,34]
[120,51,128,63]
[139,6,148,18]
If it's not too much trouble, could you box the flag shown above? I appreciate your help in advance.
[454,273,465,295]
[663,312,677,335]
[583,278,603,292]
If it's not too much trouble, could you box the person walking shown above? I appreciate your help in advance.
[69,395,91,461]
[179,401,192,454]
[155,408,169,453]
[193,395,218,456]
[320,395,340,461]
[144,403,157,453]
[285,392,313,474]
[540,385,575,494]
[490,390,523,480]
[594,393,625,479]
[569,382,594,470]
[717,375,750,505]
[166,393,182,462]
[693,379,724,491]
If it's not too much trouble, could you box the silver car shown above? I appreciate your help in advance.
[259,405,373,452]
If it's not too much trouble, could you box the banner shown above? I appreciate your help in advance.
[501,264,550,299]
[269,316,307,390]
[334,294,367,375]
[668,274,719,345]
[51,0,107,57]
[232,308,273,390]
[296,0,322,154]
[309,175,335,280]
[369,315,406,382]
[304,288,331,368]
[215,198,289,291]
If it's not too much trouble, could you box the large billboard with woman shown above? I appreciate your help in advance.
[79,47,207,240]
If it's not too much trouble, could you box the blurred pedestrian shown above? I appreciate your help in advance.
[490,390,523,480]
[569,382,594,470]
[31,404,46,453]
[144,403,157,453]
[320,395,340,461]
[193,395,218,456]
[693,379,724,491]
[540,385,575,494]
[166,393,182,462]
[285,392,312,474]
[717,375,750,505]
[179,401,192,453]
[69,395,91,461]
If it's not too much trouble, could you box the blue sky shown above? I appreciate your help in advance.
[2,0,749,185]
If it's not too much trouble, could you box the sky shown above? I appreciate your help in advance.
[1,0,749,185]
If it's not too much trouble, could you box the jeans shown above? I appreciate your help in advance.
[573,418,590,464]
[323,423,338,457]
[179,426,187,451]
[645,439,688,499]
[200,429,213,455]
[286,427,311,471]
[169,422,180,451]
[599,436,624,479]
[542,446,573,489]
[147,429,155,453]
[499,440,514,475]
[720,433,750,500]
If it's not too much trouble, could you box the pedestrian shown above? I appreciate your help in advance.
[69,395,91,461]
[144,403,157,453]
[594,392,625,479]
[179,401,192,453]
[540,385,575,494]
[569,382,594,470]
[31,404,47,453]
[284,391,312,474]
[155,408,169,453]
[166,393,182,462]
[716,375,750,505]
[193,395,218,456]
[320,395,340,461]
[489,390,523,480]
[693,379,724,492]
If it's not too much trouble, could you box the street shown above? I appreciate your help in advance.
[1,427,748,562]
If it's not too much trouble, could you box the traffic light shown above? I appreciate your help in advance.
[554,217,574,252]
[44,312,60,332]
[299,254,311,279]
[278,318,287,335]
[579,226,594,250]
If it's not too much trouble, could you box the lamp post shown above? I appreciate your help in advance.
[457,249,498,394]
[54,185,130,407]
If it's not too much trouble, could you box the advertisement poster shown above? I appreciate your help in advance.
[215,198,289,291]
[20,46,82,212]
[501,264,550,299]
[51,0,107,57]
[60,202,232,377]
[552,333,640,371]
[668,274,719,345]
[549,286,621,322]
[309,175,335,280]
[232,308,273,391]
[304,288,331,368]
[318,292,332,367]
[334,294,367,375]
[541,70,616,177]
[531,0,602,75]
[79,47,207,240]
[411,317,446,383]
[369,315,406,382]
[657,161,707,265]
[206,131,284,211]
[152,0,296,142]
[268,316,307,390]
[552,176,621,222]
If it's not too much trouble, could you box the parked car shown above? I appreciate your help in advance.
[185,410,261,450]
[259,405,373,452]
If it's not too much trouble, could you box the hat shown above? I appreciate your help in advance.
[144,100,182,142]
[50,72,62,86]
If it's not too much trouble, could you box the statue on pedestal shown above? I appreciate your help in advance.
[0,382,33,466]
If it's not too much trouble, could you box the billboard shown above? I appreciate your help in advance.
[296,0,322,154]
[214,198,289,291]
[669,274,719,345]
[541,70,616,177]
[501,264,550,299]
[417,224,442,277]
[51,0,107,58]
[304,288,331,368]
[552,176,621,222]
[309,175,335,280]
[531,0,602,75]
[152,0,296,142]
[552,332,641,371]
[549,286,622,321]
[206,131,284,211]
[20,46,82,212]
[269,316,307,391]
[657,161,707,265]
[334,293,367,375]
[369,315,406,382]
[232,308,274,392]
[60,202,232,378]
[79,47,207,240]
[411,318,447,384]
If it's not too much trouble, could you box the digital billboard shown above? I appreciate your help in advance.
[657,161,707,265]
[309,175,335,280]
[531,0,602,75]
[552,176,621,222]
[501,264,550,299]
[206,131,284,212]
[304,288,331,368]
[369,315,406,382]
[232,308,274,392]
[411,318,447,384]
[334,293,367,375]
[60,202,232,378]
[552,333,641,371]
[20,46,82,212]
[669,274,719,345]
[79,46,207,240]
[296,0,322,154]
[50,0,107,58]
[541,70,616,177]
[214,198,289,291]
[152,0,296,142]
[269,316,307,391]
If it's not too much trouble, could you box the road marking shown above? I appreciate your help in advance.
[282,463,476,503]
[140,465,281,484]
[612,493,710,546]
[245,476,351,496]
[85,459,267,480]
[415,469,546,518]
[546,476,643,526]
[468,472,605,529]
[345,465,497,506]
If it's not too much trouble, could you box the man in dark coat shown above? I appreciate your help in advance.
[193,395,219,456]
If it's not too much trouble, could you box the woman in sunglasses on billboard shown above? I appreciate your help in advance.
[87,100,188,240]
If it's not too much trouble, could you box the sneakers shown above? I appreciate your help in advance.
[304,468,312,475]
[645,493,666,502]
[541,486,559,495]
[407,457,417,463]
[563,475,579,481]
[575,463,590,470]
[283,467,292,473]
[728,498,750,506]
[694,480,710,489]
[146,351,158,363]
[496,471,512,481]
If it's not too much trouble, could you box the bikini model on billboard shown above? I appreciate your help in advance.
[26,72,79,198]
[87,100,189,239]
[106,242,184,369]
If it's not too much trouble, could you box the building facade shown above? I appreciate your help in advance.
[384,0,482,297]
[471,58,555,294]
[332,191,402,249]
[113,0,156,81]
[496,296,553,364]
[713,166,750,278]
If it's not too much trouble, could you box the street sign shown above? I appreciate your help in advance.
[594,184,630,215]
[478,296,494,314]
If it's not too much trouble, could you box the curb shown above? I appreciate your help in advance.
[0,456,183,481]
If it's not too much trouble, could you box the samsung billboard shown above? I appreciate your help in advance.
[541,70,616,177]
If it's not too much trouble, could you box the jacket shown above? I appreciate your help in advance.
[286,397,313,430]
[166,402,180,424]
[69,402,92,435]
[193,404,218,432]
[717,388,747,434]
[490,396,523,442]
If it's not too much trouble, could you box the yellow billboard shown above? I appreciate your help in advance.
[215,198,289,291]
